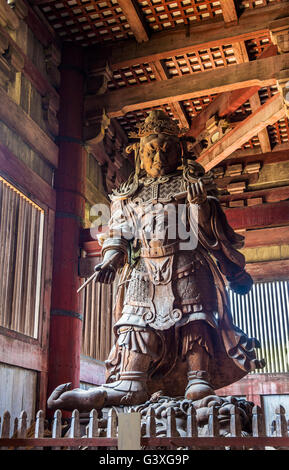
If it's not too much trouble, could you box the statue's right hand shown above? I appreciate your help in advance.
[93,258,117,284]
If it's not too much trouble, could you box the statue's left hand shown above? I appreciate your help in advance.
[228,270,253,295]
[187,180,207,205]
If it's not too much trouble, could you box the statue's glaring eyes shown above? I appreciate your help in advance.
[140,133,181,178]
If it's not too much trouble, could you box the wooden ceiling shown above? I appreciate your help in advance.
[28,0,289,186]
[30,0,285,47]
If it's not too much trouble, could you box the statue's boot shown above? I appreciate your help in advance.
[185,370,214,401]
[47,382,107,411]
[184,329,215,401]
[96,371,149,406]
[47,349,151,411]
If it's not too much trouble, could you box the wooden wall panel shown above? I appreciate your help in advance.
[0,363,37,429]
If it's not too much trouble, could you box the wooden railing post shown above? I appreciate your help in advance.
[186,405,197,450]
[252,406,265,437]
[34,410,45,450]
[230,404,242,450]
[275,405,288,437]
[17,411,27,450]
[69,409,81,450]
[208,405,219,437]
[88,409,98,450]
[0,411,10,450]
[166,408,178,441]
[145,407,156,438]
[52,409,62,450]
[107,408,117,450]
[252,405,265,450]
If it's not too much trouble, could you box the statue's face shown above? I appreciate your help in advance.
[140,134,180,178]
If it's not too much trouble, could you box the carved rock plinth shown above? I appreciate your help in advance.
[76,394,255,442]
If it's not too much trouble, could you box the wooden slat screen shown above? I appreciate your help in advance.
[229,281,289,374]
[82,276,118,361]
[0,176,44,338]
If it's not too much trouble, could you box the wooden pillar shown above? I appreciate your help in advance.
[47,45,86,402]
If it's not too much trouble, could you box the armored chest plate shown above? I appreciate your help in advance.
[133,173,186,204]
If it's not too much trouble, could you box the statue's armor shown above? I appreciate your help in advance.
[108,172,217,332]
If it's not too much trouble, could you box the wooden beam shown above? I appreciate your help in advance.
[222,143,289,162]
[0,328,47,372]
[149,60,190,128]
[232,41,249,63]
[170,101,190,129]
[0,0,19,30]
[0,141,56,210]
[182,40,278,138]
[0,24,60,101]
[220,0,238,24]
[224,200,289,230]
[249,92,272,153]
[196,93,285,171]
[85,53,289,118]
[85,3,289,69]
[187,86,261,138]
[25,0,59,47]
[244,226,289,248]
[246,259,289,282]
[220,185,289,205]
[117,0,149,43]
[0,86,58,167]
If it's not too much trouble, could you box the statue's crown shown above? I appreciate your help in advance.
[129,109,187,138]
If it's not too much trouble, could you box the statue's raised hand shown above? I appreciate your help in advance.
[93,251,122,284]
[187,179,207,205]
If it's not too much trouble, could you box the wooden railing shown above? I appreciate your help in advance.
[0,405,289,450]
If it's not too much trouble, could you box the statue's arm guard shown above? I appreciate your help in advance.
[98,199,134,267]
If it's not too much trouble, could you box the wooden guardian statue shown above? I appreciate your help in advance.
[48,110,265,412]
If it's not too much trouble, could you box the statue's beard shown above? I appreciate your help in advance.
[148,165,165,177]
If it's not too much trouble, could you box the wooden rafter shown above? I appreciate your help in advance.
[117,0,149,43]
[220,0,238,24]
[186,86,261,138]
[85,53,289,118]
[149,60,190,129]
[235,41,276,154]
[196,93,285,171]
[249,93,272,153]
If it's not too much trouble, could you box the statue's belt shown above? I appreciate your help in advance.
[140,241,179,258]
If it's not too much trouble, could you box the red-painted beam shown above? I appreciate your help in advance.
[224,201,289,230]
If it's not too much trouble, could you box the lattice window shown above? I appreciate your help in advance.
[181,94,217,121]
[241,135,261,149]
[108,63,156,89]
[239,0,284,9]
[229,100,252,123]
[162,44,237,77]
[258,85,279,105]
[245,35,273,60]
[137,0,222,32]
[268,118,289,146]
[39,0,134,46]
[0,177,44,339]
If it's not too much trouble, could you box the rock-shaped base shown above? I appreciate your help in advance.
[84,394,255,439]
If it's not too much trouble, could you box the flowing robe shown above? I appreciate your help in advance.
[100,171,264,396]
